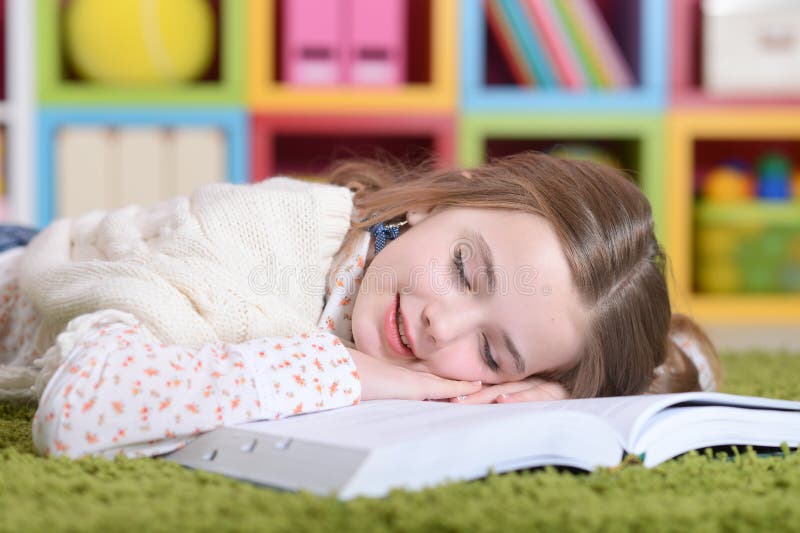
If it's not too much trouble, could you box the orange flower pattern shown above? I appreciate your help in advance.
[32,313,361,458]
[0,231,372,459]
[0,248,42,370]
[320,232,370,345]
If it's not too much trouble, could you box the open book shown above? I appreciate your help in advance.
[165,392,800,499]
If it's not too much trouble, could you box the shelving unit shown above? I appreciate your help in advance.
[1,0,35,224]
[667,110,800,325]
[461,0,667,112]
[251,113,454,180]
[6,0,798,328]
[248,0,457,113]
[36,0,244,105]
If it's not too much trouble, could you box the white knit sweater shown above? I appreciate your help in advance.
[17,177,355,356]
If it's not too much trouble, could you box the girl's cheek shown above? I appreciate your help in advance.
[426,351,485,382]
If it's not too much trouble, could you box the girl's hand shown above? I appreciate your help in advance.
[347,348,483,402]
[450,376,568,404]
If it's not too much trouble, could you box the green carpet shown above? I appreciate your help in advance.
[3,352,800,532]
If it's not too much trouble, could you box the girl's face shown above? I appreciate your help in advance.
[351,207,588,385]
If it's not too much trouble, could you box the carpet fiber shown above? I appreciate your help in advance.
[2,352,800,532]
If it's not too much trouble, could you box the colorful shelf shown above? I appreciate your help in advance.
[36,0,245,105]
[36,108,248,227]
[461,0,667,112]
[459,113,666,243]
[251,113,454,180]
[667,109,800,324]
[4,0,797,326]
[248,0,457,113]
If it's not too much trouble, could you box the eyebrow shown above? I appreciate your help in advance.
[470,229,526,375]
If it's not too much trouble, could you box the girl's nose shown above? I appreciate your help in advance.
[422,300,482,347]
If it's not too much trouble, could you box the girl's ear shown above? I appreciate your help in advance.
[406,208,433,227]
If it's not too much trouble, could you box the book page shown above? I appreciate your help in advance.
[634,405,800,466]
[535,392,800,450]
[238,399,599,450]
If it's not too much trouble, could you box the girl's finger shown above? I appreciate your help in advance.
[418,376,483,401]
[450,381,536,404]
[495,382,568,403]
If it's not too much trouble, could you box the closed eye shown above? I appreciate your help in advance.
[454,247,500,373]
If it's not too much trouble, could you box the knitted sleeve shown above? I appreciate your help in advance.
[32,311,361,459]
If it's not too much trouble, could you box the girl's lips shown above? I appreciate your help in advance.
[397,298,417,356]
[384,292,415,358]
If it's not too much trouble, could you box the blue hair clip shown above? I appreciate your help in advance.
[368,219,408,255]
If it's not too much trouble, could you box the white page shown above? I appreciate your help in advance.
[239,399,603,450]
[230,398,623,497]
[634,405,800,466]
[530,392,800,450]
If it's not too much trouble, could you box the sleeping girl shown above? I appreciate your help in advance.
[0,151,722,458]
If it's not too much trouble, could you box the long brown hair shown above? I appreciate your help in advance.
[325,151,722,398]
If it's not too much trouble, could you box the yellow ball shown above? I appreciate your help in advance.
[64,0,215,84]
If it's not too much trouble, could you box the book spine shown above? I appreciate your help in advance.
[551,0,604,88]
[485,0,536,86]
[572,0,634,88]
[524,0,585,89]
[500,0,557,88]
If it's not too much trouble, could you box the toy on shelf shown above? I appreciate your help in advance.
[756,153,792,200]
[700,164,753,202]
[63,0,215,84]
[695,203,800,293]
[699,153,800,203]
[695,148,800,293]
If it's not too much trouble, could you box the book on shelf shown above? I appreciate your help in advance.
[484,0,633,90]
[524,0,586,89]
[568,0,633,88]
[485,0,537,86]
[166,391,800,500]
[552,0,605,88]
[500,0,558,88]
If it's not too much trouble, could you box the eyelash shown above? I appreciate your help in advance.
[453,248,499,373]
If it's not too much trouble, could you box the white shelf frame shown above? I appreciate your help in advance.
[3,0,35,225]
